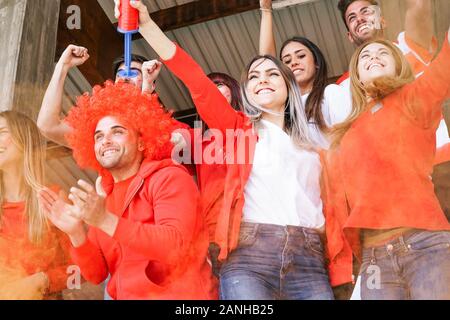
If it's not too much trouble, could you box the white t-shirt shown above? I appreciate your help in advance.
[304,84,352,149]
[242,119,325,230]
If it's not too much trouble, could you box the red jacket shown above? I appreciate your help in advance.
[324,40,450,266]
[70,159,217,300]
[163,45,351,286]
[0,190,72,296]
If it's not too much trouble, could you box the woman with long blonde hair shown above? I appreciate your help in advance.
[0,111,70,300]
[325,28,450,299]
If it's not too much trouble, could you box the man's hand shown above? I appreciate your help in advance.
[69,180,107,228]
[142,60,162,94]
[69,180,119,237]
[39,188,84,237]
[116,0,176,60]
[115,0,152,26]
[405,0,433,52]
[260,0,272,10]
[58,45,89,71]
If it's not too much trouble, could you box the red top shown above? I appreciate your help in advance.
[163,45,351,286]
[0,201,71,295]
[336,71,350,85]
[337,34,450,165]
[324,40,450,261]
[197,140,228,242]
[179,126,228,242]
[70,159,217,300]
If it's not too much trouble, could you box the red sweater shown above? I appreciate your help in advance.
[0,200,71,295]
[337,34,450,165]
[163,45,351,286]
[324,40,450,262]
[70,159,217,300]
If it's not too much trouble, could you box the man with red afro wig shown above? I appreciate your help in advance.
[40,81,217,300]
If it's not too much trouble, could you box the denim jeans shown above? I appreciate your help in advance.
[104,275,112,300]
[360,230,450,300]
[219,222,334,300]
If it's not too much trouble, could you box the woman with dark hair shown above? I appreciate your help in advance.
[207,72,243,111]
[259,0,351,149]
[171,71,243,277]
[173,72,243,276]
[200,72,243,276]
[115,0,341,300]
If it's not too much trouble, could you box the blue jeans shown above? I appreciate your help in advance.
[219,222,334,300]
[360,230,450,300]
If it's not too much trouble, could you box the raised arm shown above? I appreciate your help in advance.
[38,45,89,147]
[259,0,277,56]
[114,0,175,60]
[400,27,450,127]
[404,0,433,52]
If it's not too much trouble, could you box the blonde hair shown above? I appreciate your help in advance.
[0,111,47,244]
[241,55,314,150]
[330,39,415,148]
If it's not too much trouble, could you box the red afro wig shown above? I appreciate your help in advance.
[65,81,179,173]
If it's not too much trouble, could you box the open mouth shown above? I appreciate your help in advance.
[101,148,119,157]
[256,88,275,95]
[292,68,304,75]
[367,62,384,71]
[357,23,372,33]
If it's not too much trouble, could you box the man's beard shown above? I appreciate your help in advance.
[97,155,122,170]
[353,28,384,46]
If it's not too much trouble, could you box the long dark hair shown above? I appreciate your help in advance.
[280,37,328,131]
[207,72,243,111]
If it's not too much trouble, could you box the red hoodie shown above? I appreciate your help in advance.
[70,159,217,300]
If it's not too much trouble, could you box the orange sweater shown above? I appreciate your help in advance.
[325,40,450,261]
[0,201,71,295]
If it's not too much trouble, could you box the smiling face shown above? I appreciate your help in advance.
[94,116,143,172]
[280,41,316,92]
[245,58,288,112]
[345,1,384,45]
[0,117,22,171]
[357,42,396,86]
